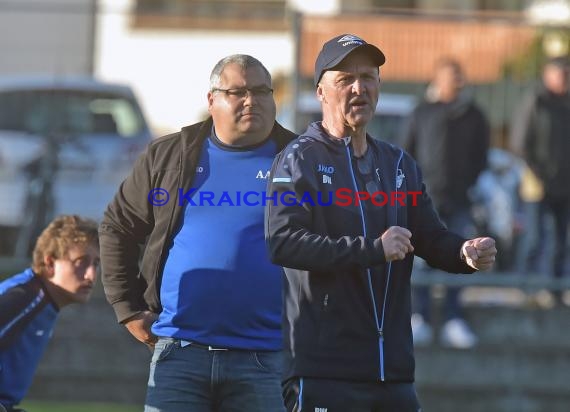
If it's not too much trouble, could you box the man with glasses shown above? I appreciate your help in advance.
[266,34,496,411]
[100,54,294,411]
[0,215,99,412]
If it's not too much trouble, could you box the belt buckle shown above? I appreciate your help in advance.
[208,345,228,351]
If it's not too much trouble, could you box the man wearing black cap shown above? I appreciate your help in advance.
[266,34,497,411]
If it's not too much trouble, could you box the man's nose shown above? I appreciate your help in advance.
[352,78,366,94]
[243,90,259,104]
[85,263,98,283]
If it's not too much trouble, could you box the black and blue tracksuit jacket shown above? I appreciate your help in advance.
[265,121,474,384]
[0,269,58,409]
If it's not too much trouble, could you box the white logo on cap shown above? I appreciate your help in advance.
[337,34,364,46]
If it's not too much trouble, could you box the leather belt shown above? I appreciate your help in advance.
[186,341,229,351]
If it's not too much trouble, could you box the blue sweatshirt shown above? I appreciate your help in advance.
[152,133,283,350]
[0,269,58,409]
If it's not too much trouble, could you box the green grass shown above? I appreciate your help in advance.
[19,401,140,412]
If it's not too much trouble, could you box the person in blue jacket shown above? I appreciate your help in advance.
[265,34,497,412]
[0,215,99,412]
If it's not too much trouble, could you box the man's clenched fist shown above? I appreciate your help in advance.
[461,237,497,271]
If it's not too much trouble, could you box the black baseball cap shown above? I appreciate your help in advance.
[314,34,386,86]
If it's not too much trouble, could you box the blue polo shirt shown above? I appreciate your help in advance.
[152,132,283,350]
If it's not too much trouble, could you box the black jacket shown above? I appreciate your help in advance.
[100,118,295,323]
[510,85,570,198]
[266,122,474,383]
[402,95,489,213]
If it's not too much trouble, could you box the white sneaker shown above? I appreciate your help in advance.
[411,313,433,346]
[440,318,478,349]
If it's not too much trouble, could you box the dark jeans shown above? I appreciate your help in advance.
[283,377,421,412]
[524,195,569,278]
[413,209,476,323]
[144,338,285,412]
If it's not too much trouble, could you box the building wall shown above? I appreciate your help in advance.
[0,0,95,75]
[95,0,292,135]
[299,14,536,84]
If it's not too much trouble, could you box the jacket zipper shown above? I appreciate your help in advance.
[378,151,404,381]
[345,145,404,382]
[345,145,384,381]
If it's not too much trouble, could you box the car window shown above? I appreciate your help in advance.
[296,111,404,145]
[0,89,146,139]
[365,114,406,145]
[284,92,415,145]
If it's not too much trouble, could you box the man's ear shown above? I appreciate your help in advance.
[43,255,55,277]
[207,91,215,113]
[316,85,325,102]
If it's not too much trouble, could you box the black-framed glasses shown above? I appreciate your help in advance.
[211,86,274,99]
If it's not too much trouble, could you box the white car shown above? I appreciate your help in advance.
[0,76,152,255]
[278,91,417,144]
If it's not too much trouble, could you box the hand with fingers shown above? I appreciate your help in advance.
[381,226,415,262]
[461,237,497,271]
[123,310,159,349]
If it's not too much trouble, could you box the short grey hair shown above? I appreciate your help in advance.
[209,54,272,90]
